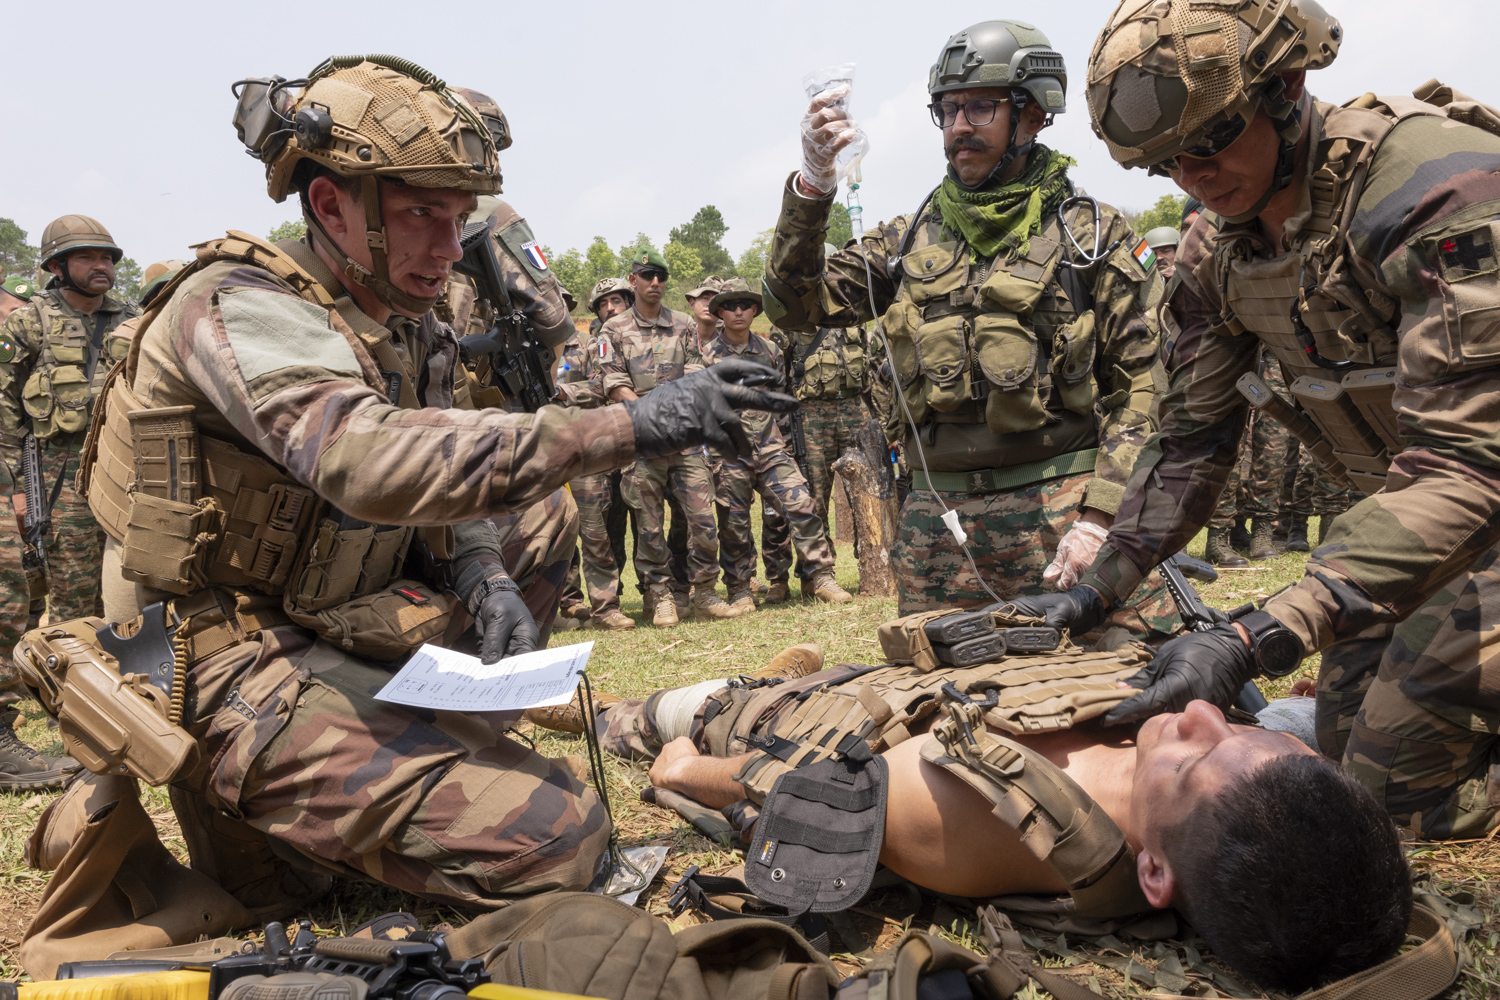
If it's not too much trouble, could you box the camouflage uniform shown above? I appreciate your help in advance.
[701,333,834,592]
[765,169,1176,633]
[1082,97,1500,839]
[597,306,721,591]
[94,235,631,909]
[1284,441,1364,521]
[786,326,875,529]
[1209,344,1291,528]
[0,287,137,623]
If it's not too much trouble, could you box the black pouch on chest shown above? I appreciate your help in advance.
[745,752,888,914]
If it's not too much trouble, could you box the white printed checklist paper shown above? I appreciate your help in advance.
[375,641,593,712]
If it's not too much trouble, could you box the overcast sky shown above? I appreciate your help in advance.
[4,0,1498,270]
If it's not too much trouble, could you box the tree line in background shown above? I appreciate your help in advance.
[2,195,1183,313]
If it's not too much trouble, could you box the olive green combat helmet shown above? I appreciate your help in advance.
[231,55,501,314]
[38,215,124,293]
[1143,226,1181,250]
[1086,0,1342,221]
[929,21,1068,186]
[588,276,634,315]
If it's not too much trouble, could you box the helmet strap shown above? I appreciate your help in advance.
[302,176,442,316]
[1223,82,1305,225]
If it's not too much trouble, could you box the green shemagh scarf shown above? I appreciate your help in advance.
[932,145,1076,262]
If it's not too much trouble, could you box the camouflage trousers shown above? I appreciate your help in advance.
[759,502,792,584]
[571,473,622,616]
[1316,537,1500,840]
[1211,350,1289,527]
[490,487,579,627]
[620,466,691,597]
[176,626,609,909]
[715,448,834,592]
[892,470,1181,641]
[800,397,873,527]
[1284,441,1365,518]
[634,450,719,589]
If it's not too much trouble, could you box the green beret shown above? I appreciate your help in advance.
[629,247,670,276]
[2,276,35,301]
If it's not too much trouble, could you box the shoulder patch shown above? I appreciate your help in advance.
[1129,237,1157,273]
[497,218,551,284]
[218,288,360,386]
[0,338,16,364]
[1436,224,1498,283]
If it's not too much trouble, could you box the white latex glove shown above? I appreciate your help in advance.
[1042,519,1110,591]
[799,85,862,197]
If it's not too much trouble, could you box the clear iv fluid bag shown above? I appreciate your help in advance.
[802,62,870,185]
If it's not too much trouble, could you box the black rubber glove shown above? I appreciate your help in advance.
[472,576,538,663]
[999,585,1107,634]
[625,359,798,460]
[1101,623,1257,726]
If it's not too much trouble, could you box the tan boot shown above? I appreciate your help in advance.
[804,569,853,604]
[693,589,742,620]
[650,585,679,627]
[524,690,623,734]
[751,642,824,682]
[761,579,791,604]
[588,608,637,631]
[726,589,757,617]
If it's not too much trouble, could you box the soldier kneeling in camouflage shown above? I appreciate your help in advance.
[564,612,1410,995]
[16,54,793,929]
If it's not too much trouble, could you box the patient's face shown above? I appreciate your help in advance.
[1133,700,1317,838]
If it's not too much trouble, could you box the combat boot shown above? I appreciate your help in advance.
[1205,528,1249,568]
[750,643,824,682]
[804,569,853,604]
[674,589,691,619]
[1249,519,1278,561]
[1230,518,1251,552]
[762,579,791,604]
[524,689,623,734]
[650,585,679,627]
[693,589,742,620]
[1286,515,1310,552]
[0,707,78,791]
[726,589,757,617]
[1317,516,1333,546]
[588,608,637,631]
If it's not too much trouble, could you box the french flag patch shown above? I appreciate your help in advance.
[1131,238,1155,271]
[597,340,609,360]
[521,240,549,271]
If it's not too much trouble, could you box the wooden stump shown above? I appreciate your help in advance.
[832,419,899,597]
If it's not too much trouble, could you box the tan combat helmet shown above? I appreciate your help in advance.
[230,55,501,313]
[38,215,124,293]
[139,259,188,306]
[452,87,512,152]
[1086,0,1342,222]
[588,276,634,315]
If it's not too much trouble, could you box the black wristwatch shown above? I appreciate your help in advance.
[1239,609,1304,678]
[467,573,520,615]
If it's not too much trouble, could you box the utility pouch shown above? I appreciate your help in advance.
[934,633,1007,668]
[283,579,460,662]
[1289,374,1391,493]
[880,300,929,428]
[127,405,200,502]
[285,515,413,614]
[976,238,1060,315]
[901,242,967,306]
[14,617,199,786]
[974,314,1048,435]
[120,493,223,594]
[913,315,971,412]
[23,366,93,439]
[879,609,973,671]
[1051,312,1098,417]
[1340,366,1403,453]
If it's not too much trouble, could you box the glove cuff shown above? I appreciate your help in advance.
[468,573,520,616]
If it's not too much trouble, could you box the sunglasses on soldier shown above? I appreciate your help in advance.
[634,268,668,284]
[1149,113,1251,175]
[928,97,1008,128]
[719,299,757,313]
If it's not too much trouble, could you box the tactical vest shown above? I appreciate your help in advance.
[697,609,1155,921]
[791,326,869,401]
[22,292,135,441]
[1208,88,1500,495]
[884,202,1137,439]
[80,231,458,661]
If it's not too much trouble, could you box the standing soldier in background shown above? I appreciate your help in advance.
[600,249,739,625]
[2,216,138,624]
[702,278,850,612]
[1283,440,1363,550]
[1204,345,1292,565]
[560,278,637,631]
[684,274,723,350]
[1142,227,1179,278]
[0,274,76,789]
[767,21,1176,638]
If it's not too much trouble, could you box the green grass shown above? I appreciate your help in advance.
[1,517,1495,998]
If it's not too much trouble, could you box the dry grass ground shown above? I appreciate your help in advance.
[1,519,1496,999]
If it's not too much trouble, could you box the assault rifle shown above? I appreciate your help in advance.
[20,432,48,571]
[1157,552,1270,714]
[453,219,556,412]
[786,410,811,482]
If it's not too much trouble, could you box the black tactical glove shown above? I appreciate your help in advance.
[625,359,798,460]
[1101,623,1257,726]
[472,575,538,663]
[998,585,1107,634]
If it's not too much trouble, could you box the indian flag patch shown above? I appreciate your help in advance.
[1131,238,1156,271]
[521,241,549,271]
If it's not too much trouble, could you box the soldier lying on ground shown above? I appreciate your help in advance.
[564,645,1410,994]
